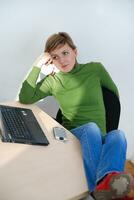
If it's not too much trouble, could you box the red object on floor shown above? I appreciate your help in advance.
[94,171,134,199]
[96,172,128,190]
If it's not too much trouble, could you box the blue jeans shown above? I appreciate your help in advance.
[71,122,127,192]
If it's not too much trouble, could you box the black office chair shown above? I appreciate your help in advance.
[56,86,121,133]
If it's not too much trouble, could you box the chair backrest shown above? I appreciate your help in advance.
[56,86,121,133]
[101,86,121,132]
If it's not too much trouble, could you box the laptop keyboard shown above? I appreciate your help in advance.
[1,106,32,140]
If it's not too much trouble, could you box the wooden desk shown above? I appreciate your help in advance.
[0,101,89,200]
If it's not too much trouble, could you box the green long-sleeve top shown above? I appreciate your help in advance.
[19,62,119,135]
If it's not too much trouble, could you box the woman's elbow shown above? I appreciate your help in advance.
[19,94,33,104]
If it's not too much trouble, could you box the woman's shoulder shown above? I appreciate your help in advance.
[82,61,103,71]
[84,61,102,66]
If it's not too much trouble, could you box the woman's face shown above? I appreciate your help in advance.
[50,43,77,73]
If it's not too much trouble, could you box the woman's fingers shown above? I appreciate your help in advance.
[33,53,53,68]
[42,52,53,66]
[45,58,53,66]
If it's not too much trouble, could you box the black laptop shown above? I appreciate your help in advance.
[0,105,49,146]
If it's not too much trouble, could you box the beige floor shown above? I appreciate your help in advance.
[81,195,95,200]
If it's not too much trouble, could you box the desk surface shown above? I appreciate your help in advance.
[0,101,88,200]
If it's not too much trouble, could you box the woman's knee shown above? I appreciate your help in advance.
[106,129,127,145]
[82,122,102,138]
[85,122,100,131]
[71,122,102,141]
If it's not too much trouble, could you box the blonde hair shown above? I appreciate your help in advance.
[44,32,76,53]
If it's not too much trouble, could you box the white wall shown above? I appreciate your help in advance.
[0,0,134,158]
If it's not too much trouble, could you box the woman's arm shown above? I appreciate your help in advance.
[97,63,119,98]
[19,53,53,104]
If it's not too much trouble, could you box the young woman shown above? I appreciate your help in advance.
[19,32,134,200]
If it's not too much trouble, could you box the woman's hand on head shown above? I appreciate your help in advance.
[33,53,53,68]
